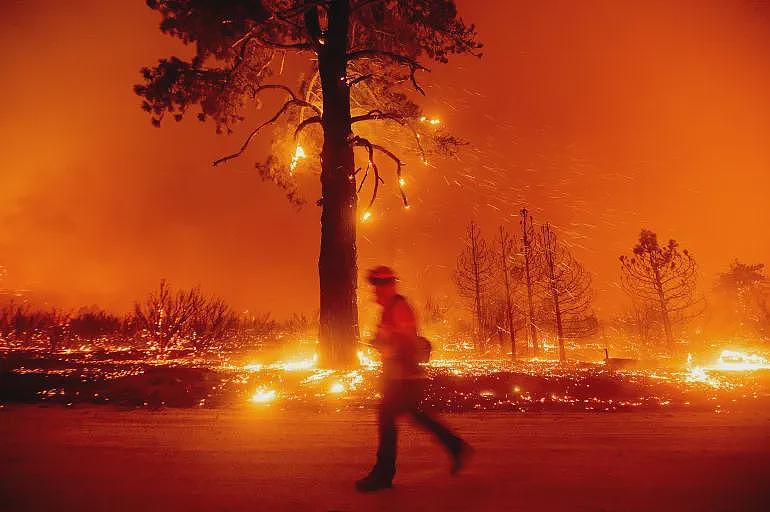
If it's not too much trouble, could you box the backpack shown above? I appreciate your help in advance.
[415,336,433,363]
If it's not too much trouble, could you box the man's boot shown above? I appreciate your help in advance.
[355,468,393,492]
[450,440,474,475]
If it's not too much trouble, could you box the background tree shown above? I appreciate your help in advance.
[619,230,704,350]
[455,220,495,351]
[135,0,481,366]
[519,208,540,356]
[612,302,660,349]
[496,225,524,359]
[715,260,769,340]
[133,279,237,351]
[539,223,596,362]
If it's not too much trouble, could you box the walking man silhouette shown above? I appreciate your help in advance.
[356,266,472,492]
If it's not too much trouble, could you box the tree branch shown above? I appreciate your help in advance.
[294,115,322,139]
[255,35,312,51]
[352,136,408,207]
[246,84,322,115]
[350,109,407,124]
[346,49,429,95]
[213,85,320,167]
[347,73,374,87]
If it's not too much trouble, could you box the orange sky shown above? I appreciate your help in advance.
[1,0,769,323]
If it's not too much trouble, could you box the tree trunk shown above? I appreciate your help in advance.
[542,223,565,362]
[499,226,516,360]
[551,283,565,362]
[653,267,674,350]
[468,222,483,352]
[317,0,358,367]
[520,209,538,356]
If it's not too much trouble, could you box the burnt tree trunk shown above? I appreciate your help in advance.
[499,226,517,360]
[520,209,539,356]
[550,281,565,362]
[316,0,358,367]
[542,223,566,362]
[653,266,674,350]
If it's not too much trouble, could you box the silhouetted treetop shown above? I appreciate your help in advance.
[717,260,766,292]
[136,0,481,131]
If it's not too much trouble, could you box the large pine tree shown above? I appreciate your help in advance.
[135,0,481,366]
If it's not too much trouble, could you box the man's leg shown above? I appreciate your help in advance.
[357,383,402,491]
[411,409,463,453]
[408,380,472,474]
[373,396,398,480]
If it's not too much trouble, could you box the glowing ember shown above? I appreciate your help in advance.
[329,382,345,394]
[361,210,372,222]
[273,354,317,371]
[244,363,263,372]
[357,350,378,368]
[685,366,718,387]
[251,387,277,403]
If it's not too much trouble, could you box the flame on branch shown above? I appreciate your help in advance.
[213,85,320,167]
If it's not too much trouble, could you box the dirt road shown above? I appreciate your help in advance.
[1,406,768,511]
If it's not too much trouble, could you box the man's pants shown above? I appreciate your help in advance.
[373,378,463,479]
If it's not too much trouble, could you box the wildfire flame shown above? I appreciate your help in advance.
[289,144,306,174]
[357,350,378,368]
[713,350,770,371]
[685,349,769,388]
[251,387,277,403]
[274,353,318,371]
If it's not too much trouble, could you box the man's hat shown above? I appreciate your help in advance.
[367,265,397,285]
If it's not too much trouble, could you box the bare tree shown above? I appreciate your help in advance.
[189,298,239,351]
[455,221,496,351]
[617,302,660,347]
[539,223,596,362]
[619,230,703,349]
[519,208,540,356]
[135,1,481,366]
[496,226,524,360]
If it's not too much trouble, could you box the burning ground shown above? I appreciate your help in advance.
[2,345,769,414]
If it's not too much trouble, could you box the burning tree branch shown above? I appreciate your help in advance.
[213,85,320,167]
